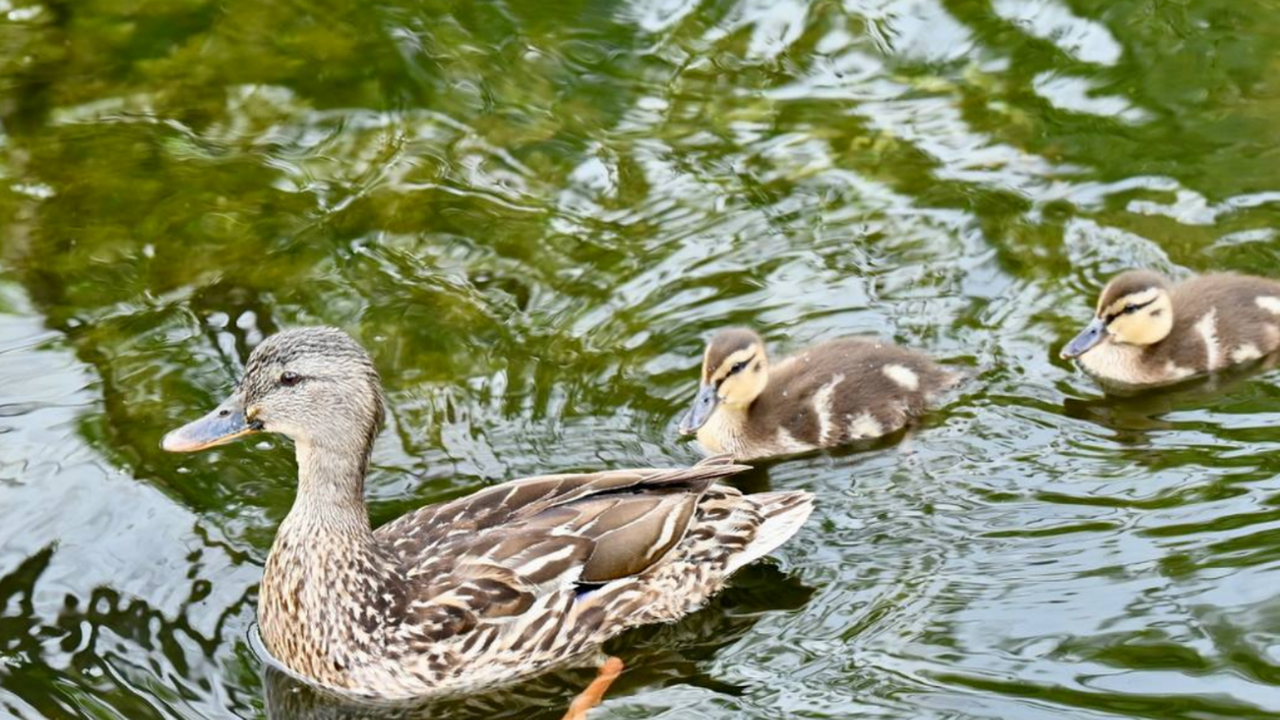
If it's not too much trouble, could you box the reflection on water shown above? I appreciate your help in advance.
[1062,352,1280,437]
[6,0,1280,717]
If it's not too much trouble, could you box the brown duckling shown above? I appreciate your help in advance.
[161,327,813,717]
[677,328,957,460]
[1061,270,1280,387]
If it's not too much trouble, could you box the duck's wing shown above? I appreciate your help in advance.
[373,456,751,641]
[378,455,745,559]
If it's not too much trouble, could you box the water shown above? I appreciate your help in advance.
[5,0,1280,717]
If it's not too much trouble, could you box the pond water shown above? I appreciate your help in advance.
[5,0,1280,718]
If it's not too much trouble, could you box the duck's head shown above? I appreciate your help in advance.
[1061,270,1174,359]
[162,327,385,456]
[678,328,769,435]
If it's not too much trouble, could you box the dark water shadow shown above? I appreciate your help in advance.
[261,562,814,720]
[1062,352,1280,438]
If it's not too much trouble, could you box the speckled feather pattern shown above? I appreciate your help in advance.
[259,456,812,697]
[172,328,813,700]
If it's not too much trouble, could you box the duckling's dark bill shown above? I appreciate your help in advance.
[679,384,719,434]
[161,396,258,452]
[1061,318,1107,359]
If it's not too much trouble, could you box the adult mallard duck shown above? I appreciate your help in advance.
[1061,270,1280,387]
[678,328,957,460]
[161,327,812,718]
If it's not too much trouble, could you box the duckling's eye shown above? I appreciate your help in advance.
[729,360,750,375]
[1123,304,1139,314]
[279,371,302,387]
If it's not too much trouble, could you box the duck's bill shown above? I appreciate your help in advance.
[161,395,258,452]
[1061,318,1107,359]
[678,384,719,435]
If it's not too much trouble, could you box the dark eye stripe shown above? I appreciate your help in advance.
[714,354,756,386]
[1106,298,1156,323]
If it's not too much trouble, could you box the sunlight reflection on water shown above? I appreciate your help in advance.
[5,0,1280,717]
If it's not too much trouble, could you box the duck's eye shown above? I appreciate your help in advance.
[279,371,302,387]
[729,360,750,375]
[1123,304,1139,314]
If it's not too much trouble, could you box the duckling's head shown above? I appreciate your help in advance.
[162,327,385,456]
[678,328,769,435]
[1061,270,1174,359]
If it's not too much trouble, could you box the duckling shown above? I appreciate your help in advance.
[678,328,956,460]
[1060,270,1280,387]
[161,327,812,718]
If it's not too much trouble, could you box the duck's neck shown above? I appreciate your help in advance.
[260,437,395,685]
[697,403,750,454]
[288,438,375,538]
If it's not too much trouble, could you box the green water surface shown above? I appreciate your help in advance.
[6,0,1280,718]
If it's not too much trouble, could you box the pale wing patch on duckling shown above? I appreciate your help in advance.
[812,373,846,444]
[774,427,816,455]
[882,364,919,391]
[1256,296,1280,315]
[1232,343,1263,363]
[1164,361,1195,381]
[1194,308,1221,371]
[847,412,883,440]
[1264,323,1280,349]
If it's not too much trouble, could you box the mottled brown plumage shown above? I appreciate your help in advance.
[1062,271,1280,387]
[679,328,956,460]
[162,327,812,700]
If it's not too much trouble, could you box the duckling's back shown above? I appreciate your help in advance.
[1158,273,1280,373]
[739,338,954,458]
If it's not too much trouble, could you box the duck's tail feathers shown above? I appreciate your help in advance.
[726,491,813,574]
